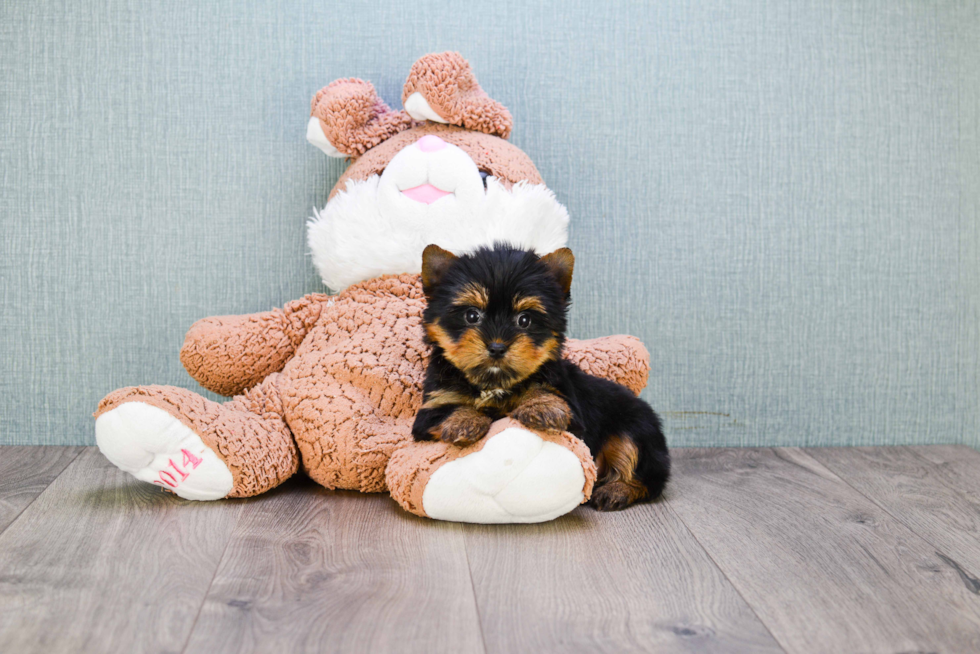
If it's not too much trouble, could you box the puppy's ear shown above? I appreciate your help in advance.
[539,248,575,297]
[421,244,458,294]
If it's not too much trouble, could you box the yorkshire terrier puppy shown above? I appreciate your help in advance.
[412,243,670,510]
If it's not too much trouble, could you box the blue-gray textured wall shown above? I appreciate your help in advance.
[1,1,977,447]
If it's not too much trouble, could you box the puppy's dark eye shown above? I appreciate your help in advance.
[465,308,483,325]
[516,313,531,329]
[479,170,490,189]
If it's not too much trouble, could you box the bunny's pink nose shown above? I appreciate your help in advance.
[417,135,447,152]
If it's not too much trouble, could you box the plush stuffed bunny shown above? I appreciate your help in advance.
[95,52,650,523]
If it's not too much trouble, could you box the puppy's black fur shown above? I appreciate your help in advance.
[412,243,670,510]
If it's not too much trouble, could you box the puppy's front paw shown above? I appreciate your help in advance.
[438,408,493,446]
[510,392,571,432]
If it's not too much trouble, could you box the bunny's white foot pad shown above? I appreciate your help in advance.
[421,427,587,524]
[95,402,233,501]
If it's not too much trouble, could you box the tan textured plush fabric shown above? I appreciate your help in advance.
[328,123,542,200]
[179,293,330,397]
[311,78,416,157]
[401,51,513,139]
[386,418,597,518]
[281,274,428,492]
[564,335,650,396]
[95,376,299,498]
[310,51,511,162]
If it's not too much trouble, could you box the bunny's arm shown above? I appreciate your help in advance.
[563,335,651,396]
[179,294,331,397]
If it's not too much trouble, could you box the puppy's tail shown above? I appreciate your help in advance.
[641,446,671,501]
[631,409,671,502]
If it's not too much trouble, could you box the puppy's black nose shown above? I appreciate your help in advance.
[487,342,508,359]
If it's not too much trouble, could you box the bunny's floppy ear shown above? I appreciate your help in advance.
[308,78,415,158]
[402,52,513,139]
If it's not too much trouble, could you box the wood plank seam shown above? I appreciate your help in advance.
[667,447,980,652]
[0,447,85,539]
[178,487,486,653]
[179,501,247,654]
[811,446,980,587]
[662,500,789,654]
[0,447,247,653]
[461,534,490,654]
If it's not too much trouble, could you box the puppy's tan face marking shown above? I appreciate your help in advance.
[426,321,489,380]
[504,333,560,383]
[513,296,545,313]
[425,321,560,390]
[452,283,489,310]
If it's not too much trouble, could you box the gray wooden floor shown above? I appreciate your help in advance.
[2,446,980,653]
